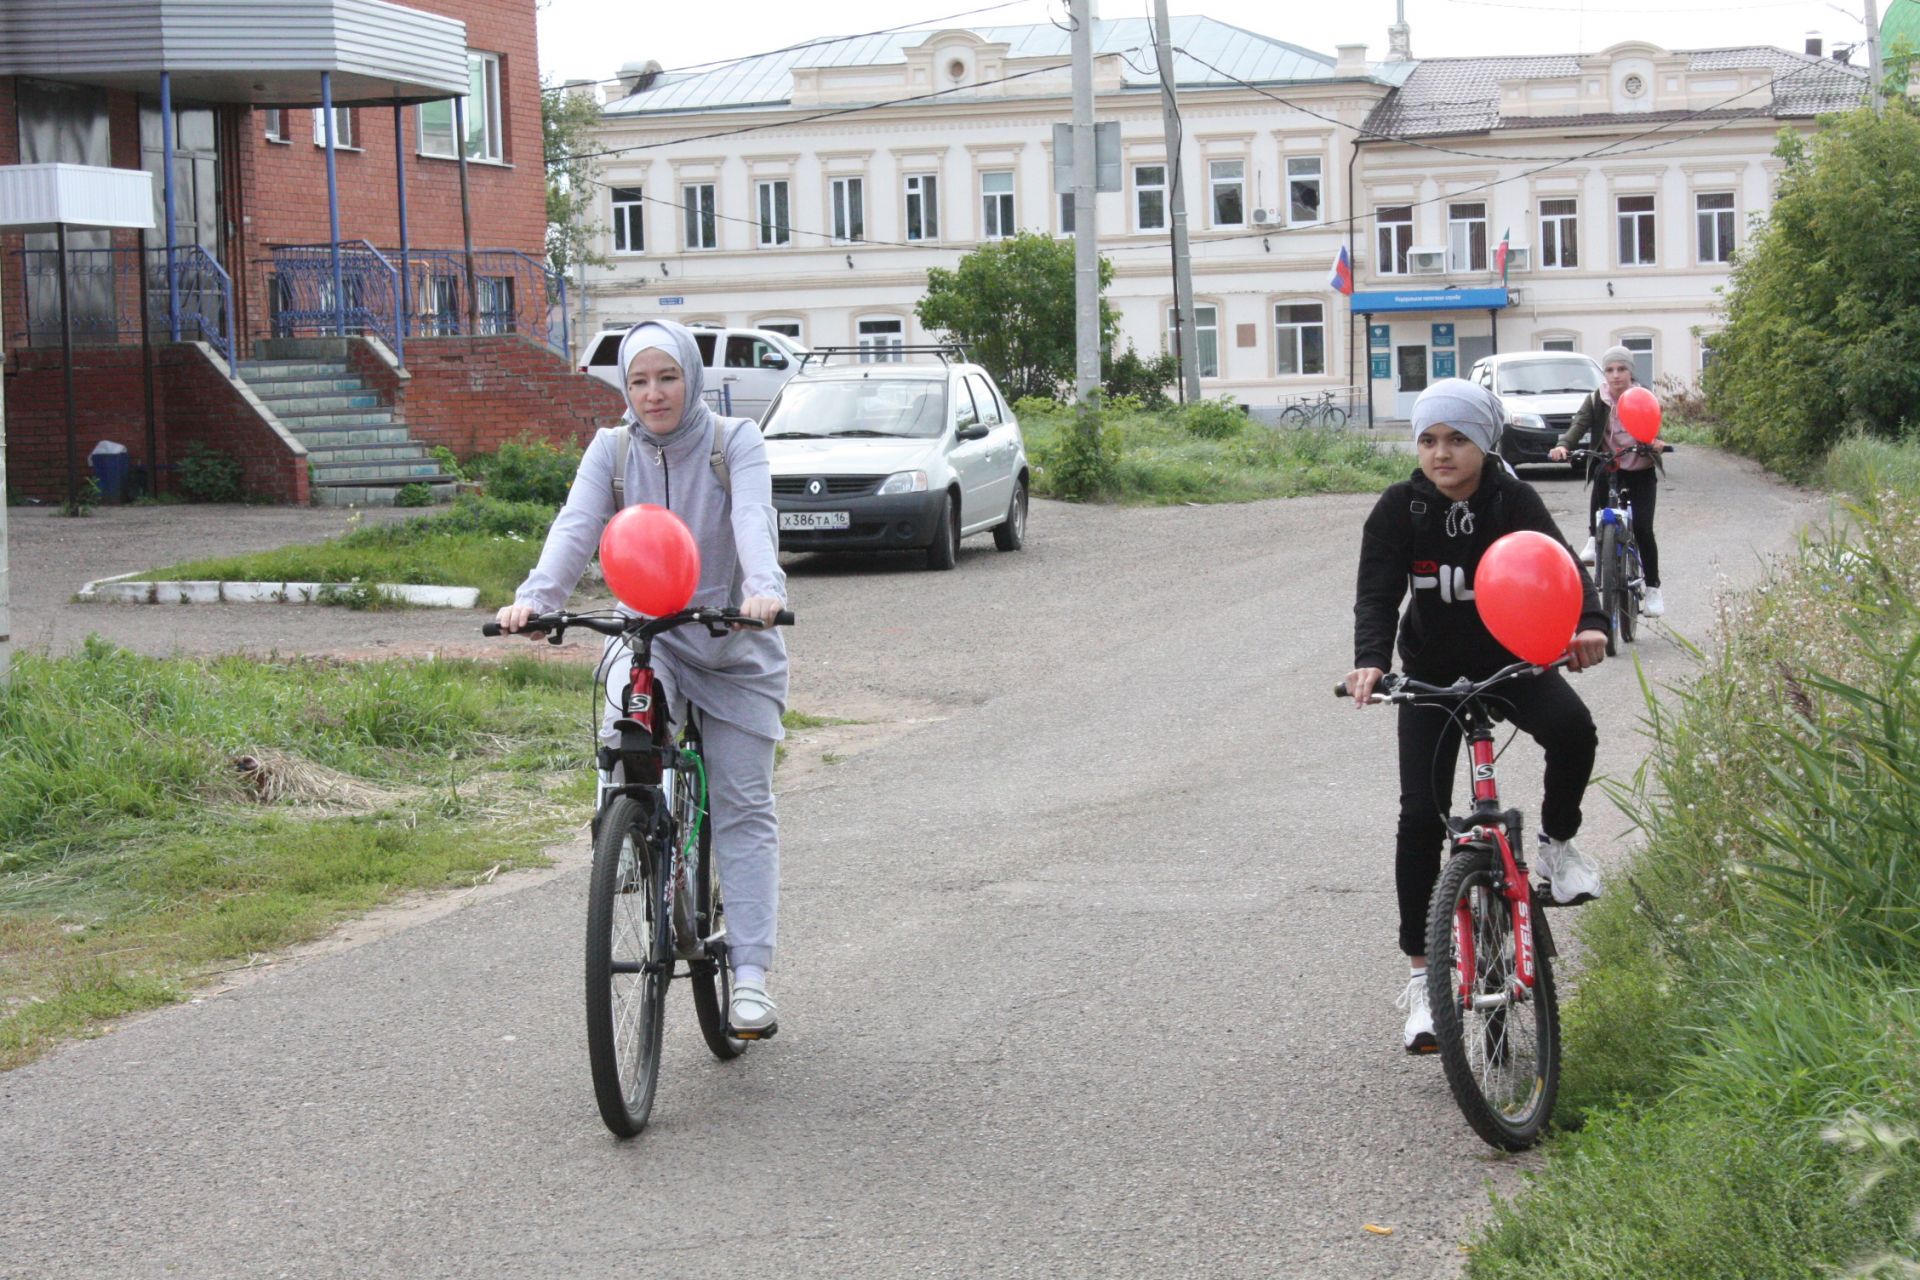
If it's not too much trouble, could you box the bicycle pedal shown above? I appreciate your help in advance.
[1532,882,1596,908]
[728,1022,778,1041]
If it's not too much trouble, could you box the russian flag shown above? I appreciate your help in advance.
[1328,243,1354,296]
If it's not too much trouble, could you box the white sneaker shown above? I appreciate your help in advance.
[1577,536,1597,565]
[729,975,778,1037]
[1396,972,1436,1054]
[1642,586,1665,618]
[1536,835,1603,905]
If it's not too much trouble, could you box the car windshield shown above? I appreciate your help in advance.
[1495,358,1602,396]
[760,378,948,439]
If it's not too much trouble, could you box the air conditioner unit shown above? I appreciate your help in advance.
[1501,245,1532,273]
[1408,247,1446,275]
[1251,207,1281,226]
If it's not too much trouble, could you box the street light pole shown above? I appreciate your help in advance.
[1154,0,1200,405]
[1071,0,1100,402]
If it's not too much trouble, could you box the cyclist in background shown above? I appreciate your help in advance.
[1550,345,1668,617]
[1344,379,1609,1054]
[496,319,787,1037]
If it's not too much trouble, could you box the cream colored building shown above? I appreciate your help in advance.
[579,16,1866,420]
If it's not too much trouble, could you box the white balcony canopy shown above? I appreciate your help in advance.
[0,164,156,234]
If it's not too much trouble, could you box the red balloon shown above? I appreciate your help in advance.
[599,504,700,616]
[1615,385,1662,444]
[1474,531,1583,666]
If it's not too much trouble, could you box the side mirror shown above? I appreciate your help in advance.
[955,424,990,442]
[760,352,788,370]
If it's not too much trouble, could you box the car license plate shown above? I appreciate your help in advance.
[780,511,850,531]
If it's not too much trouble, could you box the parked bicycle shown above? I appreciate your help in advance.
[483,604,794,1138]
[1281,388,1349,429]
[1334,659,1569,1150]
[1567,444,1675,655]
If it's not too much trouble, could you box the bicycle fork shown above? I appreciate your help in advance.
[1450,734,1539,1011]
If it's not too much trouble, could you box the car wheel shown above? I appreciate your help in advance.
[925,491,958,571]
[992,479,1027,552]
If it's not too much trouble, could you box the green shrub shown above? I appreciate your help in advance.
[393,482,435,508]
[428,445,465,481]
[1012,395,1063,421]
[1040,402,1121,500]
[1102,345,1177,411]
[1179,396,1249,441]
[470,436,582,506]
[178,442,244,503]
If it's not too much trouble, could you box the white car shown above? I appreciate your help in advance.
[1468,352,1605,468]
[757,351,1029,570]
[578,323,805,421]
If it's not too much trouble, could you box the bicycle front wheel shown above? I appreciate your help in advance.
[1323,404,1348,429]
[1598,524,1625,656]
[1425,846,1561,1151]
[1280,405,1308,427]
[585,793,668,1137]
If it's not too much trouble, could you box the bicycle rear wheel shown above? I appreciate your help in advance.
[584,793,668,1137]
[677,752,747,1060]
[1598,524,1625,656]
[1425,845,1561,1151]
[1323,404,1348,429]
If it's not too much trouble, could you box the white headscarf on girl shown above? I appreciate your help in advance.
[1411,377,1518,483]
[617,319,715,445]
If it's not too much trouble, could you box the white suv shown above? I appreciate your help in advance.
[1468,352,1604,468]
[756,350,1029,570]
[578,324,805,421]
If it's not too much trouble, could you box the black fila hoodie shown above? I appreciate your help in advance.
[1353,459,1606,681]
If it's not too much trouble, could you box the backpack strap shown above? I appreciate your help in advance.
[608,418,732,510]
[709,418,731,494]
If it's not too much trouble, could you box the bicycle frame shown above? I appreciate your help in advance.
[1451,704,1539,1002]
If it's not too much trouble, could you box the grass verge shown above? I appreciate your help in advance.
[0,638,594,1069]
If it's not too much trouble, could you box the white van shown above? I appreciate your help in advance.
[577,324,804,421]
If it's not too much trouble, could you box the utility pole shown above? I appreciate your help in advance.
[1071,0,1100,402]
[1864,0,1885,113]
[1153,0,1200,404]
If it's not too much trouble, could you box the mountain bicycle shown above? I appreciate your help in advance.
[484,604,794,1138]
[1568,444,1674,655]
[1335,660,1568,1150]
[1281,387,1349,429]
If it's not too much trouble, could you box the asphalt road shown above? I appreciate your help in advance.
[1,451,1822,1279]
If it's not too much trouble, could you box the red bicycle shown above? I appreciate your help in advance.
[1336,659,1565,1149]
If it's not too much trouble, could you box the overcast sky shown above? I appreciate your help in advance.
[537,0,1881,87]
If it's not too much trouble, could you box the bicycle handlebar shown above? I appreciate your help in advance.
[482,606,795,642]
[1335,657,1569,704]
[1565,444,1676,461]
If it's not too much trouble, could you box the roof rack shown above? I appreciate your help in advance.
[798,343,970,370]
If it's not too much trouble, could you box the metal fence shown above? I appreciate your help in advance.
[13,245,238,369]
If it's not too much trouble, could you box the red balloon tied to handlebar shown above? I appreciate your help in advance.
[599,504,700,617]
[1615,386,1662,444]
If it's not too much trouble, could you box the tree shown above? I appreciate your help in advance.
[1705,106,1920,474]
[543,80,607,274]
[916,232,1118,401]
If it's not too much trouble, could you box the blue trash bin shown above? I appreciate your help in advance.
[89,442,131,502]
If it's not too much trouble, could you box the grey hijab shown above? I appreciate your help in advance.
[1410,378,1505,455]
[618,319,715,445]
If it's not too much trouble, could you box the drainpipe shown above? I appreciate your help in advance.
[1348,135,1363,418]
[454,95,479,336]
[393,100,410,367]
[322,72,345,338]
[161,71,180,340]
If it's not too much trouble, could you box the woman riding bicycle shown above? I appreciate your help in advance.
[495,319,788,1037]
[1344,379,1609,1053]
[1549,345,1667,617]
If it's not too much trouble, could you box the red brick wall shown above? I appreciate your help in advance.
[375,335,625,459]
[3,344,306,503]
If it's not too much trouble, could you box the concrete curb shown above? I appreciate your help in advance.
[77,572,479,609]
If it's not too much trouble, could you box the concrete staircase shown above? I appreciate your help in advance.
[236,357,456,507]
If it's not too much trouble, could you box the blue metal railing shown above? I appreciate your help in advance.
[12,245,238,369]
[267,240,400,352]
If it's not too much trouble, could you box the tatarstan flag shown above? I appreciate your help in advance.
[1495,227,1512,285]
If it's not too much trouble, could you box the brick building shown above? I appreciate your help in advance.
[1,0,621,507]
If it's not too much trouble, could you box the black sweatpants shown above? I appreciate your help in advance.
[1392,671,1598,956]
[1586,466,1660,588]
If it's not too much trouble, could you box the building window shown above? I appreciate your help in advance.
[1274,301,1325,376]
[1696,191,1735,264]
[311,107,355,150]
[1209,159,1245,227]
[1621,334,1655,385]
[1287,157,1322,225]
[1540,198,1578,269]
[684,183,717,250]
[1169,304,1219,378]
[611,187,645,254]
[1699,336,1717,372]
[263,109,288,143]
[831,176,864,243]
[981,170,1015,239]
[1448,201,1487,272]
[477,275,514,335]
[1134,164,1167,231]
[757,318,803,340]
[1059,191,1075,236]
[1617,194,1656,265]
[418,52,503,161]
[857,316,904,362]
[758,180,791,247]
[905,173,939,241]
[1541,336,1577,352]
[1376,205,1412,275]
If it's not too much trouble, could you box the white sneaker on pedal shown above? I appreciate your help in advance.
[1642,586,1665,618]
[1577,536,1597,565]
[729,975,778,1036]
[1536,834,1603,905]
[1397,972,1436,1054]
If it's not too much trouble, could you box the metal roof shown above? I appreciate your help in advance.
[604,17,1386,115]
[1364,47,1868,139]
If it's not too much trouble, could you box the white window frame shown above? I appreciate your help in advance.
[1539,197,1579,269]
[831,176,864,244]
[684,183,718,251]
[1620,333,1655,386]
[856,315,905,363]
[756,317,804,342]
[417,52,503,162]
[981,170,1015,240]
[1286,157,1323,226]
[758,179,791,248]
[1209,158,1246,228]
[1617,194,1657,266]
[1539,334,1579,352]
[1058,191,1075,237]
[1375,205,1413,275]
[1447,201,1487,272]
[311,106,356,150]
[905,172,939,242]
[611,186,645,255]
[1273,300,1326,377]
[263,109,288,144]
[1134,164,1167,232]
[1695,191,1735,265]
[1168,303,1220,378]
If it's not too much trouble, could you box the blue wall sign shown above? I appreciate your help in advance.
[1433,352,1457,379]
[1369,353,1392,380]
[1368,323,1391,350]
[1431,322,1455,348]
[657,296,685,306]
[1348,287,1510,314]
